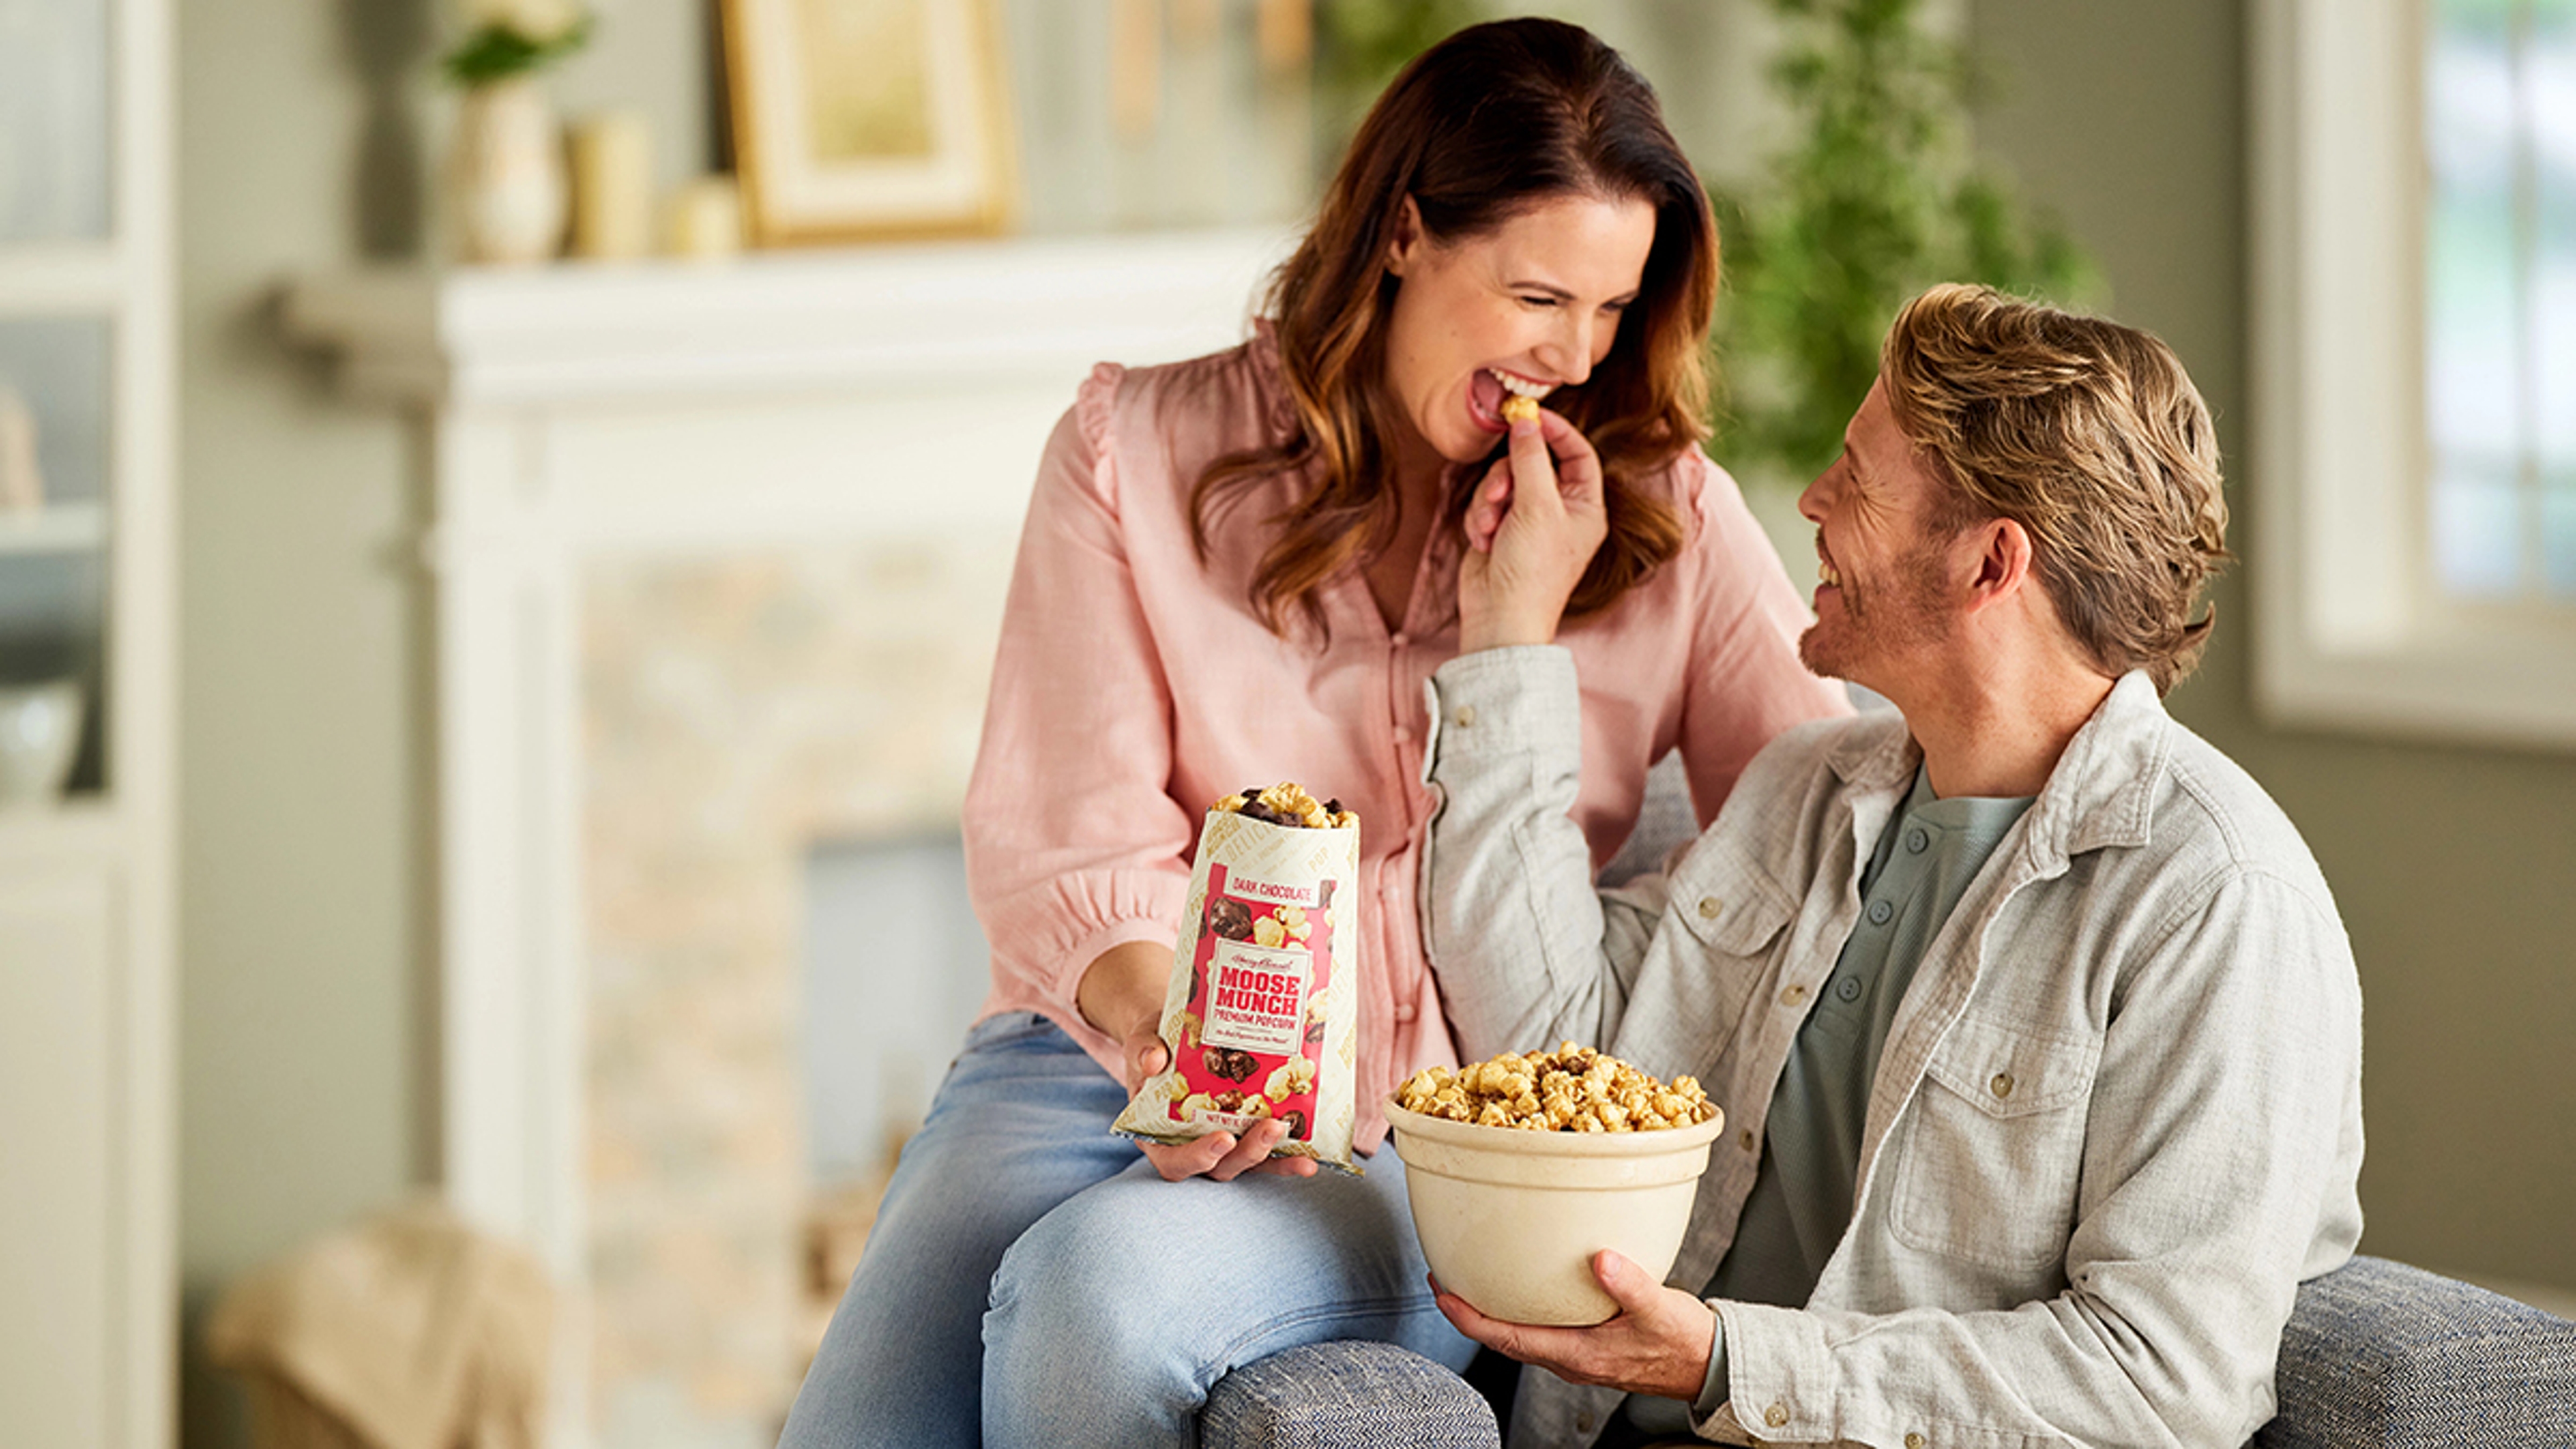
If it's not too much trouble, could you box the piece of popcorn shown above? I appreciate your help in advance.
[1265,1058,1316,1099]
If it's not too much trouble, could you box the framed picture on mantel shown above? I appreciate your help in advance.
[719,0,1017,245]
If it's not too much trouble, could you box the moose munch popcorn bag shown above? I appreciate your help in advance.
[1112,783,1363,1173]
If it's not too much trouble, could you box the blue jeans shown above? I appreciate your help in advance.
[777,1011,1477,1449]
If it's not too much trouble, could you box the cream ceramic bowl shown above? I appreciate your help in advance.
[1385,1095,1726,1326]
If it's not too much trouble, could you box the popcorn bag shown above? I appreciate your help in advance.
[1113,784,1363,1173]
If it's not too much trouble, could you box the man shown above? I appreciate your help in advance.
[1422,284,2363,1448]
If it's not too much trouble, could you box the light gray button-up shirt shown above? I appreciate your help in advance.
[1420,650,2363,1449]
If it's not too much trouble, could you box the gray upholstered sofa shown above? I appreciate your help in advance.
[1199,1255,2576,1448]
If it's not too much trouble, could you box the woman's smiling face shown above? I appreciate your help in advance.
[1378,191,1657,472]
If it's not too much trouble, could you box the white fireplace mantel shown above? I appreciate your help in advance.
[281,227,1287,1446]
[285,227,1293,407]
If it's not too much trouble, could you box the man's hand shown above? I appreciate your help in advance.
[1458,409,1609,653]
[1077,938,1317,1183]
[1432,1250,1717,1401]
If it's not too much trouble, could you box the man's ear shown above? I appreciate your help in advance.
[1385,195,1425,276]
[1964,517,2037,614]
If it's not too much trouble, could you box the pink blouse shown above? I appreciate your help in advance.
[963,333,1847,1150]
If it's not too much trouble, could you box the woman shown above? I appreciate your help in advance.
[780,18,1844,1448]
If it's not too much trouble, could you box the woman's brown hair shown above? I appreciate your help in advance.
[1192,17,1717,636]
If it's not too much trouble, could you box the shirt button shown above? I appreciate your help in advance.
[1394,1003,1417,1023]
[1696,896,1723,920]
[1451,704,1477,728]
[1867,898,1894,925]
[1574,1414,1594,1434]
[1835,976,1862,1002]
[1906,827,1929,853]
[1391,631,1410,647]
[1393,725,1414,745]
[1906,1435,1926,1449]
[1764,1403,1790,1429]
[1739,1128,1756,1152]
[1990,1072,2015,1099]
[1780,983,1809,1007]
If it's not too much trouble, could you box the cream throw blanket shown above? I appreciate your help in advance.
[206,1200,553,1449]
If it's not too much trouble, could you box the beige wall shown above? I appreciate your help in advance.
[176,1,425,1442]
[1972,0,2576,1294]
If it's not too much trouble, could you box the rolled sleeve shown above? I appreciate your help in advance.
[1421,645,1584,767]
[1421,647,1642,1063]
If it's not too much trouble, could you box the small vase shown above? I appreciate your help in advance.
[0,680,83,808]
[450,76,568,265]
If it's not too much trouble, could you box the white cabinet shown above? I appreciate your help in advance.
[0,0,176,1436]
[0,848,117,1449]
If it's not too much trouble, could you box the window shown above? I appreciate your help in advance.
[2253,0,2576,747]
[2426,0,2576,602]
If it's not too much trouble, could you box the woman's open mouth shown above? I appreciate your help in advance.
[1468,367,1556,431]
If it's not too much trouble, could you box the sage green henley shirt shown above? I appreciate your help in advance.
[1620,765,2033,1438]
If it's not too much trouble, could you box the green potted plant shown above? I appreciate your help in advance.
[1713,0,2095,504]
[443,0,594,264]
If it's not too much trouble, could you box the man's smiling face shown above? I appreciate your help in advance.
[1793,378,1962,693]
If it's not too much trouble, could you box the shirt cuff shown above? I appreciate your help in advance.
[1055,915,1182,1032]
[1692,1307,1731,1419]
[1424,646,1581,770]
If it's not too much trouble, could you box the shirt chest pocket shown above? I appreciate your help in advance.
[1655,843,1797,1032]
[1890,1013,2100,1271]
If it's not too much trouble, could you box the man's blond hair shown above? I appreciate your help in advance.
[1881,284,2231,694]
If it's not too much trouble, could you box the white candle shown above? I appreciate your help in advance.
[1172,0,1219,48]
[1110,0,1163,140]
[1257,0,1312,75]
[665,177,743,259]
[570,109,653,260]
[0,386,42,513]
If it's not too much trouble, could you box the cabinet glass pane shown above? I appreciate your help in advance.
[0,317,111,796]
[0,0,114,246]
[0,317,109,504]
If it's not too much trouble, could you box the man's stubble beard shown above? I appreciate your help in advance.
[1797,544,1955,685]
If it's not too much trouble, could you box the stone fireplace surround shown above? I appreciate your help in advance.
[284,229,1286,1448]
